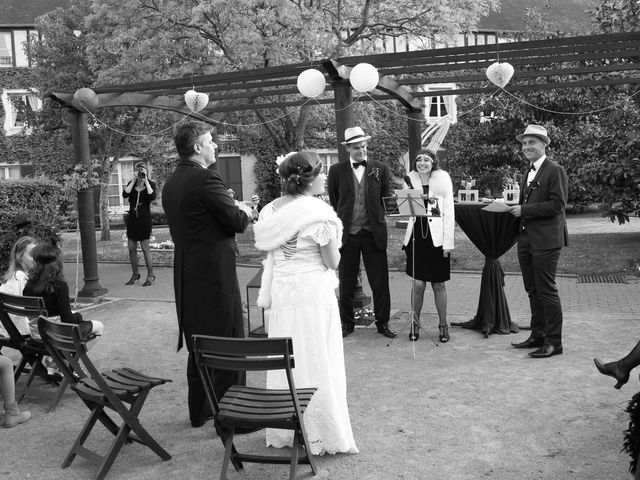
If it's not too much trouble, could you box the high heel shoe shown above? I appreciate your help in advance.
[594,358,629,389]
[125,273,140,285]
[409,322,420,341]
[438,324,450,343]
[142,275,156,287]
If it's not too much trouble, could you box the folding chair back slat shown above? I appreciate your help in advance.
[38,317,171,480]
[192,334,318,480]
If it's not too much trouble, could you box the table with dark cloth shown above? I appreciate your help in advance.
[451,203,520,337]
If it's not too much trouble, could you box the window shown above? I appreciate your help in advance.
[108,157,141,214]
[423,83,457,124]
[0,32,11,67]
[0,29,37,67]
[0,164,21,179]
[1,89,42,135]
[314,149,339,175]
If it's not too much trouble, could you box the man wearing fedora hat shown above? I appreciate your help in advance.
[508,124,569,358]
[328,126,396,338]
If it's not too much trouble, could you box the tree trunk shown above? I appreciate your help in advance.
[98,156,115,241]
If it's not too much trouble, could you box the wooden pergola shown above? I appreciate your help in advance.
[51,32,640,297]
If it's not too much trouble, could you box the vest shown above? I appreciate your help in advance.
[349,169,370,234]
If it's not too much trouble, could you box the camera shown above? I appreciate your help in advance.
[138,171,146,179]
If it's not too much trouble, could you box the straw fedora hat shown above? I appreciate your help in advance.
[341,126,371,145]
[516,125,550,145]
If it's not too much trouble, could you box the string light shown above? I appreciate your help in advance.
[73,81,640,137]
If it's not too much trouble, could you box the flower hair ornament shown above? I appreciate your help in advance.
[276,151,298,167]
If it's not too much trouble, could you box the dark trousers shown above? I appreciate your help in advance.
[517,234,563,346]
[339,230,391,329]
[186,351,246,425]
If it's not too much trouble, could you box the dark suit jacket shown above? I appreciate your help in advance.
[327,159,393,250]
[518,157,569,250]
[161,159,250,351]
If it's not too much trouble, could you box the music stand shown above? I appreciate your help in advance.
[383,190,440,356]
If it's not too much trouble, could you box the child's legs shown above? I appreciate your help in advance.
[0,355,16,405]
[86,320,104,351]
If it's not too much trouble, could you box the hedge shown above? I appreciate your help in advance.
[0,177,66,272]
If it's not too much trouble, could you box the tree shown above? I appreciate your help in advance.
[80,0,498,150]
[27,1,177,240]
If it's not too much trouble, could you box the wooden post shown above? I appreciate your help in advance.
[407,108,423,169]
[71,109,108,298]
[332,80,354,162]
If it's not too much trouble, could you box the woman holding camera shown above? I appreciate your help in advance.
[123,162,156,286]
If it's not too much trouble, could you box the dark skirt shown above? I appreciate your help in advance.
[404,218,450,283]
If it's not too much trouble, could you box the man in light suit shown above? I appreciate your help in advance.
[328,126,396,339]
[508,125,569,358]
[162,122,258,427]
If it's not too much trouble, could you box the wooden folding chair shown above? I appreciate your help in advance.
[0,291,71,410]
[192,335,318,480]
[38,317,172,480]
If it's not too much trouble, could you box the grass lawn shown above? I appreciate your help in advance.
[60,217,640,277]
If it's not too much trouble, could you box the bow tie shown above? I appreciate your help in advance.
[529,164,536,172]
[352,160,367,169]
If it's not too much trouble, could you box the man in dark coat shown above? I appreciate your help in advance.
[162,122,257,427]
[327,126,396,339]
[508,124,569,358]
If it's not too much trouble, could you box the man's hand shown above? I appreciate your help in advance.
[508,205,522,217]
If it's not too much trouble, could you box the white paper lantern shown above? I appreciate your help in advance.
[486,61,515,88]
[297,69,326,98]
[73,88,99,110]
[184,89,209,113]
[349,63,379,93]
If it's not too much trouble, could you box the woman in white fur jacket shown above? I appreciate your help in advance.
[402,149,455,343]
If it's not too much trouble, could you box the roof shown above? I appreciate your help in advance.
[478,0,599,33]
[1,0,71,25]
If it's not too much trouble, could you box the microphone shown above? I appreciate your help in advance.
[403,175,414,189]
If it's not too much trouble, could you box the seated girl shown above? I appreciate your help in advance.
[23,242,103,344]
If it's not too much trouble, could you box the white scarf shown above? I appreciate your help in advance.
[253,196,342,308]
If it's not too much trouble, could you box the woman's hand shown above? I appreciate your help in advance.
[443,249,453,258]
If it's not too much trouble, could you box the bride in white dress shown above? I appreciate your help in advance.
[253,151,359,456]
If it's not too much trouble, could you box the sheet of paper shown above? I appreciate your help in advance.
[481,200,512,213]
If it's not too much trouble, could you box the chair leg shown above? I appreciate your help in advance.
[118,391,171,460]
[297,422,318,475]
[96,422,134,480]
[63,404,105,468]
[220,429,236,480]
[13,355,28,379]
[47,377,70,412]
[18,359,45,403]
[290,430,300,480]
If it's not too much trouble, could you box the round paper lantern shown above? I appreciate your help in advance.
[297,69,326,98]
[73,88,99,110]
[184,89,209,113]
[486,61,515,88]
[349,63,379,93]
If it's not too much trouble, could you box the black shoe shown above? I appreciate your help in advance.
[594,358,629,389]
[529,344,563,358]
[409,322,420,341]
[142,275,156,287]
[342,325,355,338]
[376,322,397,339]
[438,324,450,343]
[191,414,214,428]
[125,273,140,285]
[511,335,546,349]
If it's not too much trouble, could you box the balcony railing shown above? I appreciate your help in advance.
[0,56,12,66]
